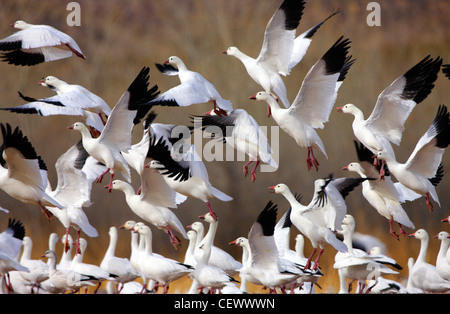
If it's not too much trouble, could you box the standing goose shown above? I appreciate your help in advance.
[0,123,63,219]
[377,105,449,212]
[337,55,442,177]
[0,20,85,66]
[250,37,353,170]
[68,66,159,192]
[434,231,450,281]
[145,56,232,115]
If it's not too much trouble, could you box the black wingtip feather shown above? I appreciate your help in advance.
[6,218,25,241]
[279,0,306,30]
[432,105,450,149]
[303,8,340,39]
[1,50,45,66]
[321,36,351,76]
[256,201,278,236]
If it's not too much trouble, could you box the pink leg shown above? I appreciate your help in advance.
[304,248,317,270]
[379,160,386,180]
[206,202,218,221]
[250,160,260,182]
[389,218,400,241]
[97,168,110,183]
[243,160,253,177]
[426,193,433,212]
[212,101,227,116]
[166,226,181,250]
[64,227,71,253]
[38,201,54,220]
[312,248,324,271]
[103,172,115,193]
[306,147,319,171]
[76,229,82,255]
[267,105,272,118]
[398,223,409,237]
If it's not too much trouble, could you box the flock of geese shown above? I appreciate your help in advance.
[0,0,449,294]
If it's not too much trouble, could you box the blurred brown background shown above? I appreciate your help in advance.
[0,0,448,293]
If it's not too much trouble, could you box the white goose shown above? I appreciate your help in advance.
[250,36,353,170]
[434,231,450,281]
[0,123,63,219]
[337,55,442,176]
[111,179,188,250]
[17,236,49,292]
[183,230,198,268]
[146,135,232,220]
[228,236,257,293]
[408,229,450,293]
[147,56,232,115]
[45,141,107,253]
[192,108,278,182]
[1,76,110,135]
[99,226,140,293]
[68,66,159,192]
[343,141,418,239]
[223,0,308,109]
[188,217,242,276]
[0,20,85,66]
[377,104,449,212]
[133,224,192,294]
[333,215,401,293]
[269,183,347,270]
[189,213,239,294]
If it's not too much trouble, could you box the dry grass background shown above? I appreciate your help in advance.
[0,0,448,293]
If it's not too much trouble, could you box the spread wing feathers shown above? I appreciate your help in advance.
[1,123,47,189]
[366,55,442,145]
[0,218,25,258]
[354,140,390,177]
[99,67,159,152]
[289,36,352,128]
[155,62,179,76]
[405,104,450,178]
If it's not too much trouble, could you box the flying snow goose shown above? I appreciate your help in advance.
[0,123,63,219]
[133,224,192,294]
[145,56,232,115]
[223,0,306,109]
[250,37,353,170]
[111,179,188,250]
[189,213,239,294]
[408,229,450,293]
[146,135,232,220]
[434,231,450,281]
[1,76,111,135]
[100,226,140,293]
[191,108,278,182]
[343,141,418,239]
[269,183,347,271]
[68,66,159,192]
[377,104,449,212]
[45,141,107,253]
[0,20,85,66]
[337,55,442,177]
[333,215,400,293]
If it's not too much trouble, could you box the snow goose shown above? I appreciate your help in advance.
[223,0,306,109]
[191,108,278,182]
[189,213,239,294]
[70,238,118,293]
[269,183,348,270]
[0,218,28,293]
[243,201,305,293]
[343,141,417,239]
[133,224,192,294]
[333,215,400,293]
[17,236,49,293]
[377,104,450,212]
[408,229,450,293]
[1,77,111,135]
[45,141,107,253]
[183,230,197,268]
[41,250,96,293]
[146,135,232,220]
[111,179,188,249]
[100,226,140,293]
[250,37,353,170]
[146,56,232,115]
[0,20,85,66]
[337,55,442,176]
[434,231,450,281]
[228,237,255,293]
[188,218,242,276]
[0,123,63,219]
[68,66,159,192]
